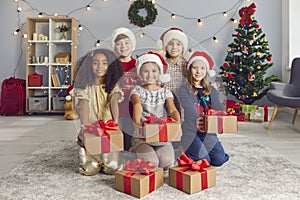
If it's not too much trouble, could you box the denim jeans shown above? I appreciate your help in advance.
[183,132,229,166]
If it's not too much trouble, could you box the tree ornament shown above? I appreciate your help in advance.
[257,66,261,70]
[267,56,272,61]
[128,0,158,27]
[264,37,267,42]
[228,73,234,79]
[239,68,243,72]
[248,73,255,81]
[242,46,248,53]
[227,47,231,52]
[255,24,260,28]
[239,3,256,26]
[253,91,257,97]
[256,52,260,56]
[237,33,241,37]
[252,35,256,40]
[238,80,244,86]
[223,62,229,67]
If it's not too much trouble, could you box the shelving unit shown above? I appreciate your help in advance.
[26,17,78,113]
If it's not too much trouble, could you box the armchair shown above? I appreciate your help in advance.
[266,58,300,130]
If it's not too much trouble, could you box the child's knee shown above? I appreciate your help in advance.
[210,153,229,167]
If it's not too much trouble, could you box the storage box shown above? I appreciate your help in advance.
[52,96,65,110]
[169,165,216,194]
[28,73,43,87]
[115,167,163,198]
[141,117,182,143]
[83,120,123,155]
[55,52,70,64]
[28,96,48,111]
[204,115,237,133]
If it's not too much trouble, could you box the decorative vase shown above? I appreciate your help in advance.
[60,32,67,40]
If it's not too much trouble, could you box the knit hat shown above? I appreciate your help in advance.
[157,27,188,53]
[187,51,216,77]
[136,51,170,83]
[111,27,136,51]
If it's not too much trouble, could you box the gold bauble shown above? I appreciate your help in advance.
[256,52,260,56]
[253,92,257,97]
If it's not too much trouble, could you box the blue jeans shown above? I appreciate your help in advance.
[183,132,229,166]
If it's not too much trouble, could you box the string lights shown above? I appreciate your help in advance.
[12,0,252,76]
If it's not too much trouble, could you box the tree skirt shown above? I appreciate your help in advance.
[0,136,299,200]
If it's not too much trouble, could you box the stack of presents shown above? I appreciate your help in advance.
[82,108,244,198]
[224,100,274,123]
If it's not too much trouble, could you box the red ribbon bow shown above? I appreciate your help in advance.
[177,152,211,171]
[82,119,119,136]
[206,109,227,116]
[239,3,256,26]
[142,113,176,126]
[123,158,155,175]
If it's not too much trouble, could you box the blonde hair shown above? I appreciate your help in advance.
[187,64,211,96]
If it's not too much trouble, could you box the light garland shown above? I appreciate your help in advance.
[12,0,252,76]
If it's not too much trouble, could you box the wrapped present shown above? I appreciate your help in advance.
[260,105,275,122]
[83,120,123,155]
[241,104,258,120]
[232,104,242,113]
[141,114,182,143]
[169,152,216,194]
[250,108,264,123]
[204,109,238,133]
[115,158,163,198]
[223,100,236,109]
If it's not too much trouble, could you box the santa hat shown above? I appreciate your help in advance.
[136,51,170,83]
[65,85,74,101]
[111,27,136,51]
[157,27,188,53]
[187,51,216,77]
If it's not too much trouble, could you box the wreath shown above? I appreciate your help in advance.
[128,0,158,27]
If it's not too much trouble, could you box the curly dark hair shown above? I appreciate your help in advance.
[74,48,124,94]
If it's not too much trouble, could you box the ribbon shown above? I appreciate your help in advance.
[142,114,176,142]
[262,105,269,122]
[176,152,211,190]
[239,3,256,26]
[123,158,156,195]
[82,119,119,153]
[205,109,226,133]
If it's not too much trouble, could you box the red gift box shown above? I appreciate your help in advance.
[28,73,43,87]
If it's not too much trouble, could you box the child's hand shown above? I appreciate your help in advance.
[210,81,218,89]
[196,116,205,132]
[134,124,144,139]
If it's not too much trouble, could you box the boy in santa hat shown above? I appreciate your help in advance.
[129,51,180,170]
[111,27,141,151]
[178,51,229,166]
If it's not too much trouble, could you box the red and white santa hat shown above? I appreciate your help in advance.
[111,27,136,51]
[157,27,188,53]
[65,85,74,101]
[136,51,170,83]
[187,51,216,77]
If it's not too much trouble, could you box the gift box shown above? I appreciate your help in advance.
[28,73,43,87]
[232,104,242,113]
[223,100,236,109]
[169,153,216,194]
[115,159,163,198]
[83,120,123,155]
[141,114,182,143]
[250,108,264,123]
[241,104,258,120]
[260,106,275,122]
[204,109,237,134]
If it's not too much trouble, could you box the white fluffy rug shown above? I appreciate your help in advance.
[0,135,299,200]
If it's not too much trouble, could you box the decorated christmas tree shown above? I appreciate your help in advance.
[220,3,280,104]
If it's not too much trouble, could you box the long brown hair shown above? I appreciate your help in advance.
[187,63,211,96]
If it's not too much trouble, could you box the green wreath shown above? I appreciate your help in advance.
[128,0,158,27]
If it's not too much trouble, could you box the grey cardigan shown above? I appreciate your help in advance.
[178,83,225,136]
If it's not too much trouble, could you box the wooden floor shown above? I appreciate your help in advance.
[0,108,299,177]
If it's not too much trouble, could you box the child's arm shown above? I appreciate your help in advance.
[165,97,180,123]
[79,99,89,125]
[130,94,143,137]
[110,92,122,123]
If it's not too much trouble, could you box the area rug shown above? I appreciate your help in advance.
[0,136,299,200]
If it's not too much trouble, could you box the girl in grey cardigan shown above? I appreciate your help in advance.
[178,51,229,166]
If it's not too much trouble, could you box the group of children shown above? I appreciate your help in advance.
[74,27,229,176]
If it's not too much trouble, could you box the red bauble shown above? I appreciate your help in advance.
[267,56,272,61]
[223,62,229,67]
[241,95,245,100]
[142,1,145,4]
[248,73,255,81]
[255,24,260,28]
[237,33,241,37]
[228,74,234,79]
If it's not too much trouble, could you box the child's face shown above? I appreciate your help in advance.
[140,62,160,84]
[166,39,184,58]
[92,53,108,79]
[190,60,207,83]
[114,37,133,58]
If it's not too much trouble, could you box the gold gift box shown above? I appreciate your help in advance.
[83,130,123,155]
[141,122,182,143]
[169,166,216,194]
[115,168,163,198]
[205,115,238,133]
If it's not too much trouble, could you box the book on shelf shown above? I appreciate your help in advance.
[57,72,63,85]
[51,73,60,87]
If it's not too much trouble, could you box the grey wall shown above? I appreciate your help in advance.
[0,0,282,103]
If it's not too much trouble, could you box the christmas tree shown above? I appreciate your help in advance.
[220,3,280,104]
